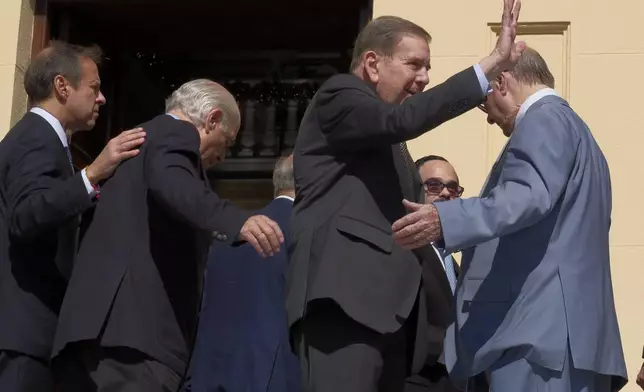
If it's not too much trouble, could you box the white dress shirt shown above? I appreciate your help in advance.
[30,107,96,197]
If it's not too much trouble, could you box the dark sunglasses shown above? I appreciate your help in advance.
[422,178,464,197]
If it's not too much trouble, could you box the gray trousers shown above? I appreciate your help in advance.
[477,343,611,392]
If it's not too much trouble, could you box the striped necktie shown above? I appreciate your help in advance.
[442,252,457,293]
[398,142,416,197]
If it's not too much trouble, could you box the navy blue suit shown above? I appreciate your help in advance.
[182,197,300,392]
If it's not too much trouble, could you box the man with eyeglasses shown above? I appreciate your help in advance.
[401,155,462,392]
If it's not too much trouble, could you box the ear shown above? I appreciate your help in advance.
[363,51,380,84]
[497,72,510,96]
[206,108,224,133]
[53,75,69,100]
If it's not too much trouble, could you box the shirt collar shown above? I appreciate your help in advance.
[275,195,294,202]
[167,113,179,120]
[30,107,68,147]
[514,88,558,129]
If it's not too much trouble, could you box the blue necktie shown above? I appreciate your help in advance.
[441,250,457,293]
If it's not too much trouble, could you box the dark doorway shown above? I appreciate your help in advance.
[43,0,371,209]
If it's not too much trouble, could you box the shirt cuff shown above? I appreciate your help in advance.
[473,63,491,97]
[81,168,97,198]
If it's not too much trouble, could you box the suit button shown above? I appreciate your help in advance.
[221,235,227,241]
[213,231,219,237]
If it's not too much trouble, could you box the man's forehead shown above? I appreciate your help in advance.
[395,35,429,53]
[420,160,457,179]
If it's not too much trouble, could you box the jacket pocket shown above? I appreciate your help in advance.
[336,215,393,254]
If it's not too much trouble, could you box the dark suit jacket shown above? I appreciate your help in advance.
[286,70,482,371]
[53,114,249,375]
[183,197,300,392]
[0,112,94,360]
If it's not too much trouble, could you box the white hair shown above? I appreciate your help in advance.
[165,79,240,132]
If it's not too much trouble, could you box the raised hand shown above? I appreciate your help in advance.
[86,128,146,184]
[392,199,442,250]
[493,0,525,69]
[479,0,526,79]
[238,215,285,258]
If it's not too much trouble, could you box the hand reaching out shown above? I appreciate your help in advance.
[392,199,442,250]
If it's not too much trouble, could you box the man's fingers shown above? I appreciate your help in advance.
[118,150,140,160]
[119,128,144,137]
[262,216,284,243]
[120,138,146,152]
[502,0,511,24]
[393,220,425,242]
[391,210,422,232]
[253,229,275,256]
[246,234,267,258]
[512,0,521,25]
[119,131,146,143]
[257,219,281,254]
[402,199,422,212]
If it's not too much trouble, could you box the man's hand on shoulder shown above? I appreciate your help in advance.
[392,199,442,250]
[86,128,146,184]
[238,215,284,258]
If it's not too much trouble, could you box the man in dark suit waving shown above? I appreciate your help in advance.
[0,41,145,391]
[183,155,300,392]
[286,1,525,391]
[52,79,284,391]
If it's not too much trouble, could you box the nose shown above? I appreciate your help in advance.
[417,68,429,87]
[97,91,107,106]
[440,187,451,199]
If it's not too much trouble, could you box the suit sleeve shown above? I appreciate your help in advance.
[435,106,580,252]
[145,127,249,245]
[318,67,483,150]
[6,137,93,241]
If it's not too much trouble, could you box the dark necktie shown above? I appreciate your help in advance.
[64,146,74,172]
[398,142,416,200]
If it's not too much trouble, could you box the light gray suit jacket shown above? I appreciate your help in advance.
[435,94,627,390]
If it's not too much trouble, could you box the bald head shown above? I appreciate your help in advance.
[507,46,554,89]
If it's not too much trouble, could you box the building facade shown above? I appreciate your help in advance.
[1,0,643,389]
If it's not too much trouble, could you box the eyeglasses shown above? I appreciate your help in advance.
[477,86,493,114]
[422,178,464,197]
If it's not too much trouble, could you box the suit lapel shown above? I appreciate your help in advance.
[421,246,453,299]
[480,140,511,196]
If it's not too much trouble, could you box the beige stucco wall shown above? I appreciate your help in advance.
[0,0,33,135]
[373,0,644,388]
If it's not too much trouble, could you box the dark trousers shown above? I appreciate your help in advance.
[0,350,54,392]
[53,341,182,392]
[293,300,417,392]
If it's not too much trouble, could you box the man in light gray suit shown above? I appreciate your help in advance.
[391,47,628,391]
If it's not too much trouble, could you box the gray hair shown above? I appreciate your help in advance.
[165,79,240,131]
[508,46,555,89]
[273,155,294,196]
